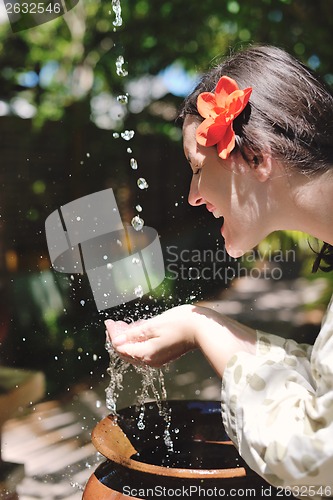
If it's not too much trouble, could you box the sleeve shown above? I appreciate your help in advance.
[221,305,333,495]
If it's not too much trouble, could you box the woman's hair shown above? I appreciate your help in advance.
[178,45,333,272]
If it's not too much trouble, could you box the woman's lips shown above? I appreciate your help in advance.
[206,204,223,218]
[212,209,223,219]
[205,204,215,213]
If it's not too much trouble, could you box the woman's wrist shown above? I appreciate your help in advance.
[189,304,257,377]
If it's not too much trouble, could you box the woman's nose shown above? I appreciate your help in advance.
[188,176,205,207]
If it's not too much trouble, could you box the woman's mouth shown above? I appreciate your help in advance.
[206,204,223,218]
[212,209,223,219]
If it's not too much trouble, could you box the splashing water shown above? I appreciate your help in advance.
[135,364,173,450]
[117,94,128,105]
[134,285,144,298]
[70,481,85,491]
[121,129,135,141]
[137,177,148,190]
[116,56,128,77]
[106,0,173,452]
[131,215,144,231]
[111,0,123,27]
[105,342,130,413]
[130,158,138,170]
[105,341,173,450]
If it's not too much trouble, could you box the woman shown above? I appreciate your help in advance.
[105,46,333,494]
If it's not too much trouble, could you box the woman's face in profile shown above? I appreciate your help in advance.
[182,115,276,258]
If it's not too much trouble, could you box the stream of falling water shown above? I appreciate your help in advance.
[105,340,173,450]
[104,0,173,451]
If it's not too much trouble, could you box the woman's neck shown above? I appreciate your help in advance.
[281,169,333,245]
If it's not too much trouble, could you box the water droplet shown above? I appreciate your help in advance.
[137,420,145,430]
[76,216,81,221]
[105,340,113,351]
[132,257,141,264]
[80,300,85,306]
[137,177,148,190]
[130,158,138,170]
[107,263,113,270]
[131,215,144,231]
[103,255,108,260]
[112,0,122,27]
[117,94,128,105]
[121,129,134,141]
[135,204,142,212]
[96,400,102,408]
[134,285,143,298]
[127,147,132,153]
[113,132,120,138]
[86,152,90,157]
[70,481,84,491]
[117,239,122,246]
[116,55,128,77]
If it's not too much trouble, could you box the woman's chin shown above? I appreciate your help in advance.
[222,224,260,259]
[223,235,252,258]
[226,246,246,259]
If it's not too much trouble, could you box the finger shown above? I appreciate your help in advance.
[106,319,150,344]
[111,325,150,347]
[115,341,152,364]
[117,352,145,367]
[104,319,129,339]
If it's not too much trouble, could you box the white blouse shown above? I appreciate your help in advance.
[221,294,333,499]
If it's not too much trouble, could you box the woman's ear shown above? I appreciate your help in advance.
[242,144,272,182]
[250,151,273,182]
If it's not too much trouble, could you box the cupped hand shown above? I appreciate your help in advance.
[104,304,201,368]
[105,304,257,376]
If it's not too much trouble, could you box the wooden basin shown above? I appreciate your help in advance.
[82,400,274,499]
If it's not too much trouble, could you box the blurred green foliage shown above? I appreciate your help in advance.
[1,0,333,126]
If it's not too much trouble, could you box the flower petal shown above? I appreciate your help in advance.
[215,76,239,107]
[217,124,235,160]
[227,87,252,118]
[195,75,252,159]
[197,92,217,119]
[206,121,229,147]
[196,117,215,145]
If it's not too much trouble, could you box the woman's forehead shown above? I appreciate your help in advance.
[182,115,200,156]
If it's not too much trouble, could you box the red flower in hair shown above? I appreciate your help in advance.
[196,76,252,159]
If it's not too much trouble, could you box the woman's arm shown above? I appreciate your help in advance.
[105,304,256,377]
[105,301,333,492]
